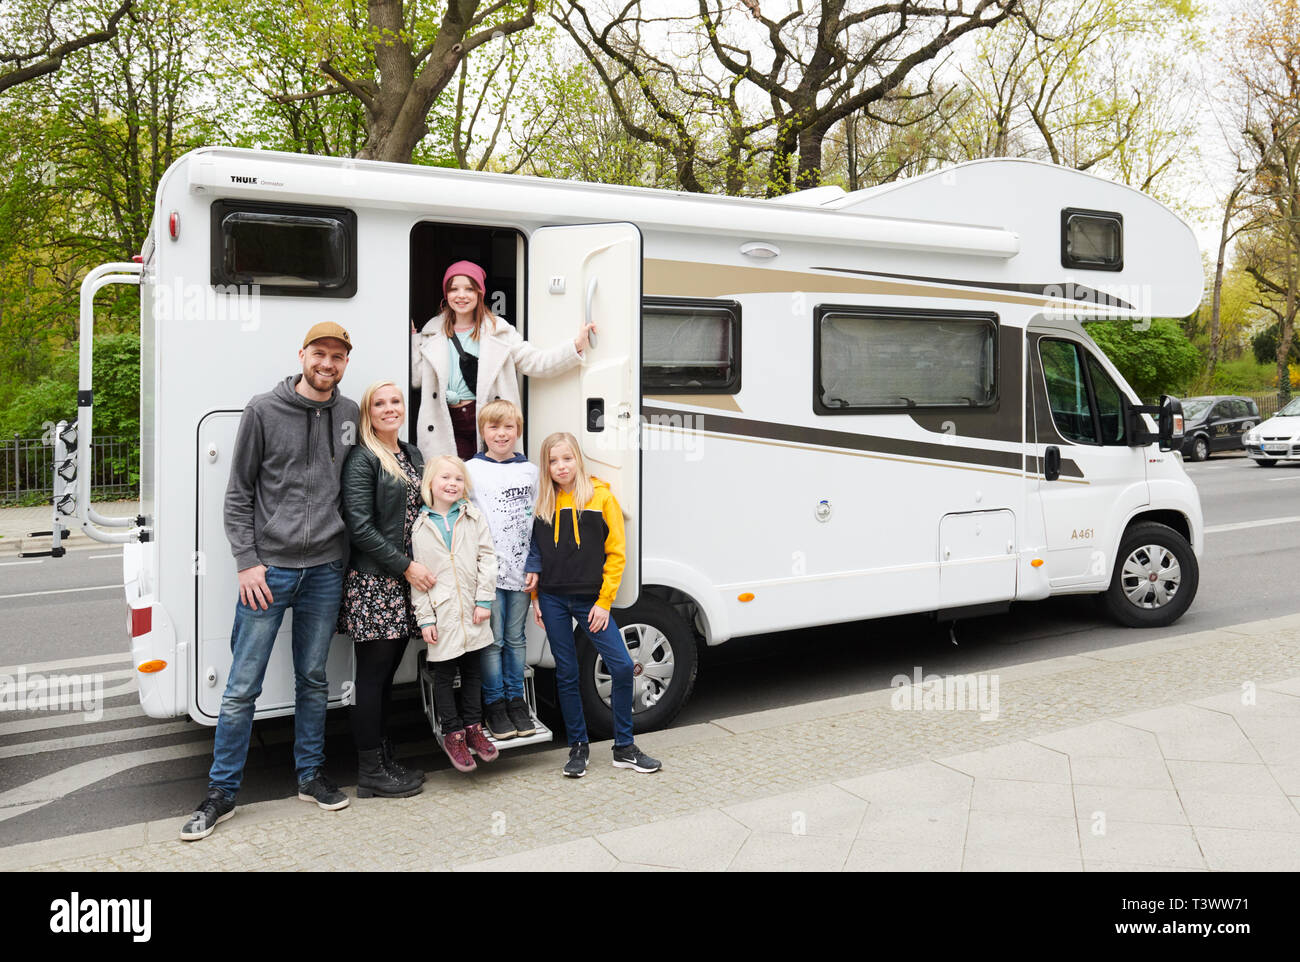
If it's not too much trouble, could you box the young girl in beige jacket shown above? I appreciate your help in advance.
[411,454,500,773]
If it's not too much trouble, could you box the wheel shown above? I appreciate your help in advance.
[1254,459,1277,467]
[1101,521,1199,628]
[1190,436,1209,462]
[577,594,699,741]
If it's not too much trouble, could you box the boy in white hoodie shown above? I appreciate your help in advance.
[466,400,539,740]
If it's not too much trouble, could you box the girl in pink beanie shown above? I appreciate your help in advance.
[411,261,594,460]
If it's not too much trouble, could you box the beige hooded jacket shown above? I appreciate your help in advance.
[410,499,498,663]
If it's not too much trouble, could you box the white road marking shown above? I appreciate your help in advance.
[0,721,197,759]
[88,553,122,560]
[0,652,130,675]
[0,704,144,737]
[0,741,218,823]
[0,584,122,600]
[14,674,137,711]
[1204,515,1300,534]
[0,560,43,567]
[1267,475,1300,481]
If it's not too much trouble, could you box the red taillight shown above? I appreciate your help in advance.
[131,254,143,263]
[168,210,179,239]
[131,606,152,636]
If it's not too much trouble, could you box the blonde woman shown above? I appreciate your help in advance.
[338,380,431,798]
[411,260,593,460]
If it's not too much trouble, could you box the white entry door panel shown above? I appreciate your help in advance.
[527,223,642,607]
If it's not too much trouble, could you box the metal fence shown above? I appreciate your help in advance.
[1247,393,1287,419]
[1,435,138,506]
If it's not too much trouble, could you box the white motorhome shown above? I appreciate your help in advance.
[54,147,1203,739]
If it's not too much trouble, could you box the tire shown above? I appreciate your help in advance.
[1101,521,1199,628]
[576,594,699,741]
[1190,436,1209,462]
[1254,459,1277,467]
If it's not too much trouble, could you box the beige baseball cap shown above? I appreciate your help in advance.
[302,322,352,352]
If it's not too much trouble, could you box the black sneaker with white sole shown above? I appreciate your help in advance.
[563,741,589,778]
[611,743,662,773]
[297,770,350,810]
[179,789,235,841]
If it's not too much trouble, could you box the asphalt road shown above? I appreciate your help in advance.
[1,452,1297,847]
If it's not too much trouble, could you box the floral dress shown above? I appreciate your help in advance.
[338,448,423,642]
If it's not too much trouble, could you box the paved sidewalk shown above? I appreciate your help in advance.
[0,501,137,557]
[2,614,1299,871]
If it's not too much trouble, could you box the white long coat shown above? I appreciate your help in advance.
[411,313,582,461]
[410,500,497,663]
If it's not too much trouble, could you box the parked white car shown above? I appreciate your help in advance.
[1243,397,1300,465]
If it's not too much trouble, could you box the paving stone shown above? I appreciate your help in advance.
[595,810,749,871]
[1072,786,1187,826]
[1077,821,1205,869]
[1165,760,1280,796]
[726,833,853,872]
[842,839,961,872]
[722,784,868,839]
[971,778,1076,818]
[1178,791,1300,834]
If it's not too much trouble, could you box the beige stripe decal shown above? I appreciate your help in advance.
[644,258,1068,309]
[644,394,743,412]
[642,422,1090,484]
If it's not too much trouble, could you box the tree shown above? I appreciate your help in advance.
[0,0,132,93]
[1229,0,1300,406]
[1086,317,1200,400]
[559,0,1021,195]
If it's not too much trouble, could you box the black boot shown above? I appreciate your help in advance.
[357,748,422,798]
[381,736,425,784]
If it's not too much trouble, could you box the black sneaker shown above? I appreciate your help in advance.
[297,770,350,810]
[612,743,662,773]
[563,741,589,778]
[507,696,537,737]
[484,699,516,740]
[179,789,235,841]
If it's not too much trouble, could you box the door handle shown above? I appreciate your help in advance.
[587,397,605,433]
[585,277,598,349]
[1044,445,1060,482]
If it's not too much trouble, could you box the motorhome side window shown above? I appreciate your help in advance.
[1039,339,1126,445]
[814,307,996,413]
[642,297,740,393]
[1061,208,1123,271]
[211,200,357,297]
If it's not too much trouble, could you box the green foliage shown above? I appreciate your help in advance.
[0,332,138,438]
[1085,318,1201,400]
[1251,322,1300,365]
[1205,356,1277,393]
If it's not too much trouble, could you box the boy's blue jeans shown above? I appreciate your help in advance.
[537,592,634,748]
[482,588,529,703]
[208,561,344,800]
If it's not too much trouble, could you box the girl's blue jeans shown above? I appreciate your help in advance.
[537,592,634,748]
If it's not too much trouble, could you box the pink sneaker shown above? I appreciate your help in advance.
[464,723,499,763]
[443,730,477,773]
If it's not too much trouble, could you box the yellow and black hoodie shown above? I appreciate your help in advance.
[524,478,625,610]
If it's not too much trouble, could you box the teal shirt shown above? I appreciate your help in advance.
[445,330,480,404]
[421,500,492,611]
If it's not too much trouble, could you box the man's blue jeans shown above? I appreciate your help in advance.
[208,561,344,800]
[482,588,530,703]
[537,592,634,748]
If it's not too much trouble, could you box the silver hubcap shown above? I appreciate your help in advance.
[1120,544,1182,609]
[593,622,675,714]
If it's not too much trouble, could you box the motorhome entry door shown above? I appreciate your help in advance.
[526,222,642,608]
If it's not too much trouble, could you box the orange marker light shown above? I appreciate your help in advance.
[738,593,755,603]
[1030,559,1044,568]
[138,660,168,673]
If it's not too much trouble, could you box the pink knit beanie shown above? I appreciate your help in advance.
[443,260,486,294]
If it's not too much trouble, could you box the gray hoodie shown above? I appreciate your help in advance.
[224,375,360,571]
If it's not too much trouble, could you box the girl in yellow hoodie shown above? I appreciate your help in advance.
[525,432,662,778]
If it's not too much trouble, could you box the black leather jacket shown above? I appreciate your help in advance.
[340,441,425,578]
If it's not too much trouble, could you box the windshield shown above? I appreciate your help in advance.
[1280,398,1300,417]
[1181,399,1213,420]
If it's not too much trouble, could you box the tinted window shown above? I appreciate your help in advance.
[642,298,740,392]
[1040,340,1095,443]
[1087,355,1125,444]
[211,201,357,297]
[1062,208,1123,271]
[815,308,996,412]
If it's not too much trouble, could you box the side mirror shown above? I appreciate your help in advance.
[1126,395,1183,451]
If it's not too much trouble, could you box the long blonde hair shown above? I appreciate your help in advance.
[420,455,474,509]
[534,432,593,524]
[359,380,409,484]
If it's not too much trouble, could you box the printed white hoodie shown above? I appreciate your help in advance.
[466,452,539,592]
